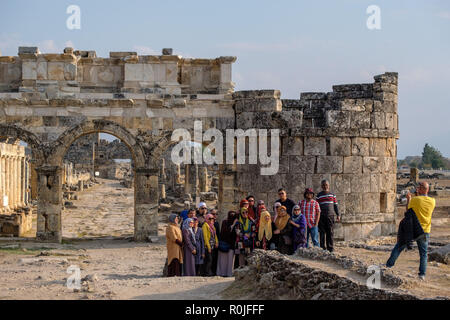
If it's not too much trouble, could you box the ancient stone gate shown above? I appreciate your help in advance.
[0,46,399,242]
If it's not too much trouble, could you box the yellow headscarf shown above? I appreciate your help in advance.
[239,207,250,233]
[258,210,273,241]
[274,206,289,231]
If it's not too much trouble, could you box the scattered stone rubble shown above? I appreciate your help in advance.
[428,244,450,265]
[230,250,418,300]
[294,247,404,286]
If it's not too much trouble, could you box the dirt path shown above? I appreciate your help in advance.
[62,179,134,239]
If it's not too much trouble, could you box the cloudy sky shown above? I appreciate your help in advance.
[1,0,449,158]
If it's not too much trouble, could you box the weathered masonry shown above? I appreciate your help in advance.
[0,141,32,236]
[0,46,399,242]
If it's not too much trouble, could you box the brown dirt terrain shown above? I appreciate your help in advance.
[0,178,448,300]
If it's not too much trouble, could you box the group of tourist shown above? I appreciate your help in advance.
[165,179,341,277]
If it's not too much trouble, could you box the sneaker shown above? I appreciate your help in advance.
[418,275,425,281]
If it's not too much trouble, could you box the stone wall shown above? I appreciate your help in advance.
[0,46,398,242]
[233,73,398,240]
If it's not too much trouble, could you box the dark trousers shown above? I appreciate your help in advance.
[203,250,217,276]
[167,259,181,277]
[318,214,335,252]
[211,248,218,274]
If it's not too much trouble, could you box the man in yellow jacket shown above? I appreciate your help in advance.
[386,182,435,280]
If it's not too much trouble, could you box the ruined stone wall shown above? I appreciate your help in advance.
[0,46,398,243]
[0,142,32,236]
[233,73,398,240]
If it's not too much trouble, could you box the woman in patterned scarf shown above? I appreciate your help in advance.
[234,207,256,267]
[274,206,294,255]
[181,218,197,276]
[291,204,307,252]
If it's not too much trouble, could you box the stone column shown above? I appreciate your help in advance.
[134,167,159,241]
[36,166,63,243]
[12,156,17,209]
[219,56,237,94]
[5,156,10,211]
[20,157,24,207]
[175,163,182,184]
[199,167,209,192]
[30,162,38,200]
[218,163,239,224]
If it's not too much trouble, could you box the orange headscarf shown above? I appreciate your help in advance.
[274,205,289,231]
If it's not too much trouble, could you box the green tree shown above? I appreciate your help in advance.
[422,143,447,169]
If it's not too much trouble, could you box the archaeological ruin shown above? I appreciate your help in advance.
[0,46,399,243]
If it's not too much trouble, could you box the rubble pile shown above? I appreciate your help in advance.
[229,250,417,300]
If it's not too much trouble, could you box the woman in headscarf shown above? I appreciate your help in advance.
[234,207,256,267]
[166,214,183,277]
[202,213,219,276]
[255,200,267,228]
[256,210,276,250]
[181,218,197,276]
[291,204,307,252]
[216,210,238,277]
[274,206,294,255]
[273,201,282,222]
[192,217,205,276]
[246,196,257,222]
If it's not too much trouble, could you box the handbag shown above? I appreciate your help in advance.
[218,240,230,252]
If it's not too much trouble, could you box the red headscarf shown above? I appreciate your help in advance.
[240,199,249,208]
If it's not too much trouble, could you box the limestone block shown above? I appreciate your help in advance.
[350,174,370,193]
[331,174,351,194]
[351,137,369,156]
[369,138,386,157]
[385,112,395,129]
[362,157,382,173]
[386,193,396,213]
[351,111,371,129]
[325,110,351,128]
[47,62,65,80]
[306,173,331,193]
[383,157,396,173]
[361,222,382,238]
[22,61,37,80]
[335,193,345,214]
[316,156,343,174]
[289,156,316,173]
[361,193,380,213]
[343,223,362,241]
[385,138,396,157]
[285,173,306,194]
[371,112,386,129]
[330,137,351,156]
[304,137,326,156]
[64,63,77,81]
[380,173,396,193]
[370,173,380,193]
[345,193,362,214]
[282,136,303,156]
[36,60,48,80]
[343,156,362,173]
[277,156,289,174]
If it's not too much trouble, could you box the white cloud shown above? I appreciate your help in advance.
[436,11,450,19]
[132,45,159,55]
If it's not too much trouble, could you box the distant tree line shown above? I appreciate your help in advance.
[397,143,450,170]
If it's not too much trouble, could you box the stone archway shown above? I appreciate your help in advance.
[35,120,159,242]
